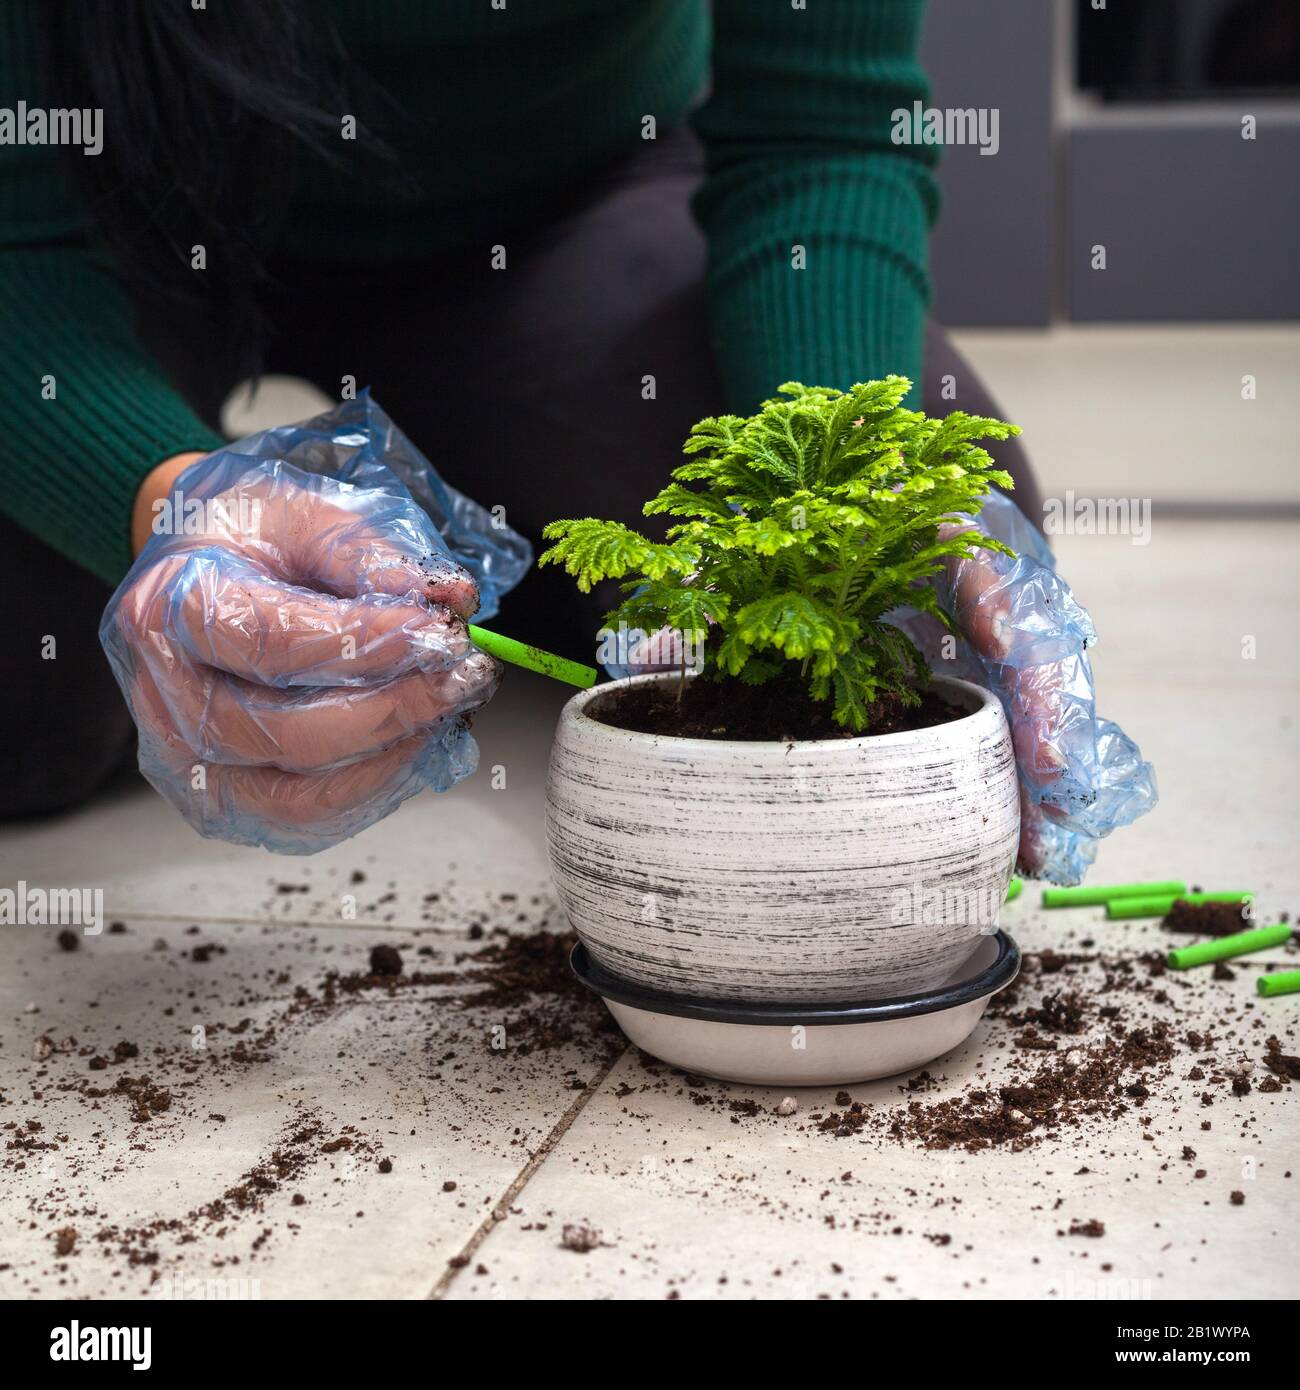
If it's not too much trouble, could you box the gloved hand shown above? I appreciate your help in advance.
[894,490,1157,884]
[100,394,531,854]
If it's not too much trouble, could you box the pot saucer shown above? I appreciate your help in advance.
[569,932,1019,1087]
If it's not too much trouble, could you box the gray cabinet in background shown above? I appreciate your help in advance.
[920,0,1300,325]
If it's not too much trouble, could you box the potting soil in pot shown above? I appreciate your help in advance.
[593,671,965,742]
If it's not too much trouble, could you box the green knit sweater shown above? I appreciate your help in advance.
[0,0,937,584]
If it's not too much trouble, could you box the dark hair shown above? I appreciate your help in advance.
[39,0,375,374]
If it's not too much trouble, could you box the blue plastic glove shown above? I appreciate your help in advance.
[891,491,1157,885]
[100,393,531,854]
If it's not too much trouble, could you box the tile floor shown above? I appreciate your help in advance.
[2,331,1298,1301]
[950,324,1300,509]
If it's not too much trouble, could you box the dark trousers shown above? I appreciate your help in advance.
[1,129,1039,820]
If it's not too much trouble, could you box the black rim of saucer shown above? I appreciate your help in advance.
[568,932,1020,1028]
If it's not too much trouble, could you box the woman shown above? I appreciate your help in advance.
[2,1,1112,875]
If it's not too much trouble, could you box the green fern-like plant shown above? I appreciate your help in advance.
[540,377,1019,731]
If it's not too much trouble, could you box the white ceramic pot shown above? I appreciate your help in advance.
[545,673,1019,1004]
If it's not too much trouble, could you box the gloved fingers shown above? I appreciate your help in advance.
[310,509,480,617]
[124,590,495,774]
[1017,798,1099,884]
[942,531,1092,806]
[202,730,453,838]
[228,469,482,617]
[160,552,471,687]
[166,463,480,616]
[195,652,501,772]
[1015,783,1069,879]
[1004,662,1069,784]
[944,544,1071,798]
[1005,655,1112,819]
[1015,782,1047,878]
[126,661,202,776]
[404,560,479,620]
[128,662,485,851]
[195,392,532,618]
[942,532,1016,664]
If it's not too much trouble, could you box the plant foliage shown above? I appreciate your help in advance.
[540,377,1018,730]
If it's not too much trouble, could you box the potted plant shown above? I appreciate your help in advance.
[540,377,1021,1005]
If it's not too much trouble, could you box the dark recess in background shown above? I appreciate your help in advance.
[1076,0,1300,101]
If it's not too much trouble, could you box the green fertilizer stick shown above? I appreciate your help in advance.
[468,626,597,688]
[1005,876,1023,903]
[1042,879,1185,909]
[1257,971,1300,998]
[1167,924,1292,971]
[1105,891,1254,921]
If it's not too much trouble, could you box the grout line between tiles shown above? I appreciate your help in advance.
[426,1044,628,1300]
